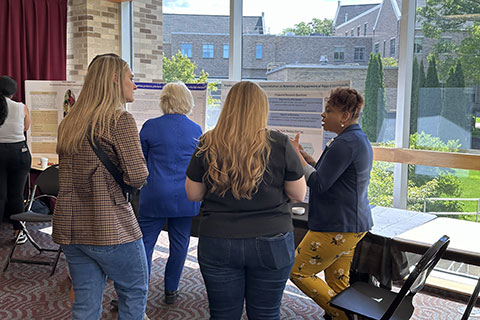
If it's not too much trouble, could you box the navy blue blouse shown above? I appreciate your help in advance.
[307,124,373,232]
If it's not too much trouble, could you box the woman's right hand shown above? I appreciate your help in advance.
[299,149,316,167]
[289,133,316,166]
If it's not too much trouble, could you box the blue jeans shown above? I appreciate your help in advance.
[198,232,295,320]
[62,239,148,320]
[138,216,192,291]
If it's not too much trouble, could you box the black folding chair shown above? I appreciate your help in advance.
[330,235,450,320]
[3,164,61,276]
[461,276,480,320]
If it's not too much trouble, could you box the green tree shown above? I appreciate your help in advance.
[369,132,464,213]
[458,22,480,84]
[362,53,386,142]
[382,57,398,67]
[419,59,426,88]
[425,54,440,88]
[281,18,333,36]
[162,51,219,107]
[441,59,469,145]
[419,55,442,118]
[162,51,209,83]
[410,56,420,134]
[362,53,380,141]
[418,0,480,84]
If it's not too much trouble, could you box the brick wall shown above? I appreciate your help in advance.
[266,65,399,113]
[132,0,163,82]
[67,0,121,81]
[67,0,163,82]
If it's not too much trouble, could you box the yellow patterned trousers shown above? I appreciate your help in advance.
[290,231,366,320]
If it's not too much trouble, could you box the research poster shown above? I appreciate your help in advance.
[128,82,207,132]
[25,80,83,167]
[221,81,350,160]
[25,81,207,167]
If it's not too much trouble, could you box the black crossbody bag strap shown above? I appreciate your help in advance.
[87,132,134,200]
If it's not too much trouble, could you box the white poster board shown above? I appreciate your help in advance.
[25,80,83,167]
[24,81,208,168]
[221,81,350,160]
[128,82,207,132]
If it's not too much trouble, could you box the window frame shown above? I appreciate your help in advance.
[390,38,396,57]
[333,46,345,61]
[414,37,423,54]
[223,44,229,59]
[354,46,366,61]
[202,44,214,59]
[180,43,192,58]
[255,43,263,59]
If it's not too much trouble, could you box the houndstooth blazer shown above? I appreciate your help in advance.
[53,112,148,246]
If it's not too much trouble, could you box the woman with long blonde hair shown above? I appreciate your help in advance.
[185,81,306,320]
[53,53,149,320]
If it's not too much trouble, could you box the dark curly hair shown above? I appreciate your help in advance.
[326,87,364,121]
[0,76,18,126]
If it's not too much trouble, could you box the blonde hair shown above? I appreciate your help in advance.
[160,81,194,115]
[56,54,128,155]
[197,81,271,200]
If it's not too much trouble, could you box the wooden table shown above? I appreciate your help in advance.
[394,217,480,267]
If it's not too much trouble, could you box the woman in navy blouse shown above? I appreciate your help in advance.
[289,87,373,320]
[138,82,202,305]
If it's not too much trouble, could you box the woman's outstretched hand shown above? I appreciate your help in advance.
[289,133,316,167]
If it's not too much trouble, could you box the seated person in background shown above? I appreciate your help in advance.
[138,81,202,305]
[0,75,31,244]
[289,87,373,320]
[185,81,306,320]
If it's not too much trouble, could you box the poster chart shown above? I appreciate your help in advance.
[25,81,208,168]
[128,82,207,132]
[221,81,350,160]
[25,80,83,167]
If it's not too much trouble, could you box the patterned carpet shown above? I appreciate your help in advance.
[0,222,478,320]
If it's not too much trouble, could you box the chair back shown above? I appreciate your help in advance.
[381,235,450,320]
[461,276,480,320]
[34,164,59,197]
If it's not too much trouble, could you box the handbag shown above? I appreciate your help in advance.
[87,132,141,216]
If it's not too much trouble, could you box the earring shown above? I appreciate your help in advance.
[341,123,345,128]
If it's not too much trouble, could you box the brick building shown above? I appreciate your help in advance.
[163,13,373,80]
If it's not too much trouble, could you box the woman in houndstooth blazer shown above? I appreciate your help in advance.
[53,54,149,320]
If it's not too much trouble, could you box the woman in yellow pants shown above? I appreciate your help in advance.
[289,87,373,320]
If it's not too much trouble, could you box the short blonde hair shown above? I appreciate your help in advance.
[160,82,194,115]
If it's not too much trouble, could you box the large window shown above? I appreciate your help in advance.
[223,44,229,58]
[334,47,344,61]
[181,43,192,58]
[256,44,263,59]
[202,44,214,58]
[354,47,365,61]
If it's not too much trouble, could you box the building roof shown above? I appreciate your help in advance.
[333,3,381,28]
[163,13,264,43]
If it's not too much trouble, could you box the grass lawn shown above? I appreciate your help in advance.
[457,170,480,222]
